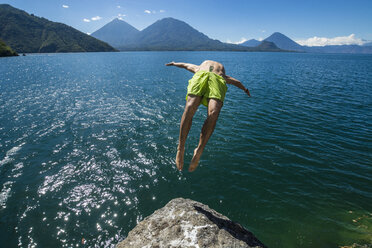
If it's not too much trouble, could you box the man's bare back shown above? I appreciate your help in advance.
[197,60,226,76]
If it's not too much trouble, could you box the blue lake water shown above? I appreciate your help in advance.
[0,52,371,247]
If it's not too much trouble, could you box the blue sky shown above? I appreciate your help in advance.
[2,0,372,45]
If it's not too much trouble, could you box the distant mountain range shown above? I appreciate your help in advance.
[242,32,372,54]
[0,4,116,53]
[304,44,372,53]
[1,4,370,54]
[92,18,285,52]
[93,18,372,53]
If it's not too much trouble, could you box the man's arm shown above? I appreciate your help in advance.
[165,61,199,73]
[224,75,251,97]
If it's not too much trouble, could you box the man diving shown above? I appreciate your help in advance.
[166,60,251,172]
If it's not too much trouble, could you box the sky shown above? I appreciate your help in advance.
[2,0,372,46]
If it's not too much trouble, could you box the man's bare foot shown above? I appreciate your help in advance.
[189,148,202,172]
[176,148,185,171]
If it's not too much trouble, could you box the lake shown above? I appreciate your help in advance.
[0,51,371,247]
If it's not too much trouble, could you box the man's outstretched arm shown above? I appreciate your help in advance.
[224,75,251,97]
[166,61,199,73]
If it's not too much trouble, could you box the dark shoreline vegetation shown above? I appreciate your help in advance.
[0,39,18,57]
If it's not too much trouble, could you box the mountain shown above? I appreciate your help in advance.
[0,4,116,53]
[0,38,18,57]
[90,17,288,52]
[264,32,304,51]
[362,41,372,46]
[254,41,282,51]
[118,17,228,51]
[91,18,139,48]
[261,32,372,54]
[304,45,372,54]
[241,39,261,47]
[117,18,263,51]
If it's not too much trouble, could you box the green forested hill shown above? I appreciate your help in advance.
[0,4,116,53]
[0,38,18,57]
[255,41,282,51]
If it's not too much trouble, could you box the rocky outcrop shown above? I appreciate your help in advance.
[117,198,266,248]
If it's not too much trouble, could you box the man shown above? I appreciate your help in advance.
[166,60,250,172]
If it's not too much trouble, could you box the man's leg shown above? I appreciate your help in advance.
[176,95,202,171]
[189,98,223,172]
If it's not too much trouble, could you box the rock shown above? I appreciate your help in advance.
[117,198,266,248]
[340,245,372,248]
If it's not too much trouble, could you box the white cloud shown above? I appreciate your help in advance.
[226,37,249,44]
[236,37,248,44]
[87,32,91,35]
[144,9,165,14]
[91,16,102,21]
[296,34,365,47]
[117,13,126,20]
[84,16,102,22]
[228,37,263,44]
[117,6,121,9]
[62,5,69,8]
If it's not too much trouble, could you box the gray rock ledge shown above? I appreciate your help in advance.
[117,197,266,248]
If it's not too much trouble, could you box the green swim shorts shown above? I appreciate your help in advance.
[186,70,228,107]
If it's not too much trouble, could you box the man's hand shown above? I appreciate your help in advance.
[245,88,251,97]
[165,61,175,66]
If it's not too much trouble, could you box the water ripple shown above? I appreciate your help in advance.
[0,52,371,247]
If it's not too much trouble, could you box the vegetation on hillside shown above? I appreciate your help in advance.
[0,4,116,53]
[0,39,18,57]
